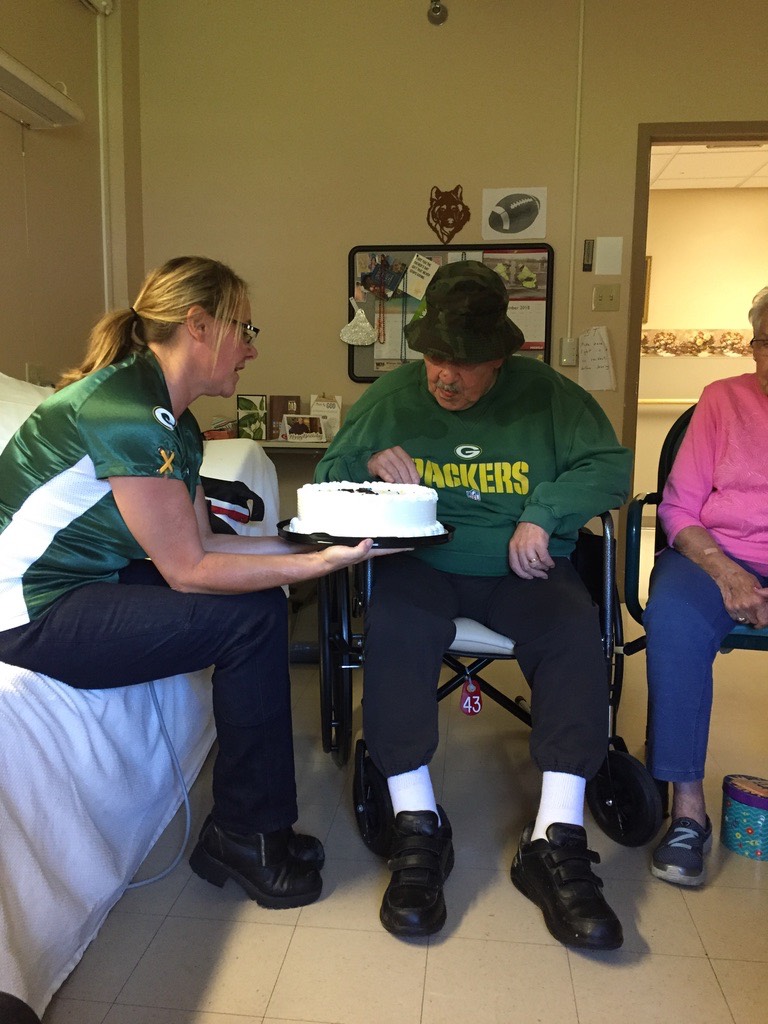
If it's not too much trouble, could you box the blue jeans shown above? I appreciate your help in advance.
[0,561,297,835]
[644,547,767,783]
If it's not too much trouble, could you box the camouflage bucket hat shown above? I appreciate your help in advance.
[404,261,525,362]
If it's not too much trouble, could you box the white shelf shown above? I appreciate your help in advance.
[258,440,330,451]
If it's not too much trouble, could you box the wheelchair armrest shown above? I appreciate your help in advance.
[624,491,660,625]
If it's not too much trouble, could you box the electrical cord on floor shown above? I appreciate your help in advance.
[126,679,192,889]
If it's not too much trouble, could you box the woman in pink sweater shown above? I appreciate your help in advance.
[644,286,768,887]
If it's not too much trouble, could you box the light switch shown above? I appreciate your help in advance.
[592,284,621,312]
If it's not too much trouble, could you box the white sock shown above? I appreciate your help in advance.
[387,765,439,820]
[531,771,586,841]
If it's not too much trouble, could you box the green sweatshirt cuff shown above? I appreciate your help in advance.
[518,503,559,537]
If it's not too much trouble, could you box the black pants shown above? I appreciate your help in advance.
[0,562,297,835]
[363,554,608,781]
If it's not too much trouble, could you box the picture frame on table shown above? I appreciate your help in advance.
[268,394,300,439]
[236,394,268,440]
[280,414,326,442]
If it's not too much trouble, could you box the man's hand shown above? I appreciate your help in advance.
[508,522,554,579]
[367,446,421,484]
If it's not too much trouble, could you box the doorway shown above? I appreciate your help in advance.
[625,122,768,462]
[624,121,768,593]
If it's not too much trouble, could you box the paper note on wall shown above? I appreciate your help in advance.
[578,327,616,391]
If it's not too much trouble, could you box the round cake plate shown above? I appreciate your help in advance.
[277,520,455,549]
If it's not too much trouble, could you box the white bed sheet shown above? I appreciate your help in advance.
[0,663,215,1015]
[0,411,278,1016]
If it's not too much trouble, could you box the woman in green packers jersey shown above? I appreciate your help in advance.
[0,255,391,911]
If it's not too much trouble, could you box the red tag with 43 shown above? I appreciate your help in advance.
[460,677,482,716]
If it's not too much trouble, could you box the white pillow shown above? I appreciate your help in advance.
[0,372,54,454]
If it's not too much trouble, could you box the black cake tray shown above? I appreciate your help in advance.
[277,520,455,549]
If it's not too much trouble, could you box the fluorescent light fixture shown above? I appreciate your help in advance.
[0,47,84,129]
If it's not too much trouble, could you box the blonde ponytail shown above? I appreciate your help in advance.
[56,256,249,390]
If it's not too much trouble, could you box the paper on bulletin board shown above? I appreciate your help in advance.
[402,254,440,300]
[507,300,546,351]
[578,327,616,391]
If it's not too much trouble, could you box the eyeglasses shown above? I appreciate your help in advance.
[232,319,260,347]
[751,337,768,351]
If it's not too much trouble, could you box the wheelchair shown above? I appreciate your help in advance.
[317,512,664,854]
[624,404,768,810]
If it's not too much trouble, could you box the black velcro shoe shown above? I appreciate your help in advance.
[511,822,623,950]
[380,808,454,937]
[189,817,323,909]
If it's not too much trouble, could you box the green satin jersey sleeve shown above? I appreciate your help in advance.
[0,351,203,627]
[314,358,632,575]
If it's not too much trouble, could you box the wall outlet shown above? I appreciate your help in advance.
[559,337,578,366]
[592,284,621,312]
[25,363,52,385]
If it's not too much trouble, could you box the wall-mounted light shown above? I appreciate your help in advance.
[428,2,448,26]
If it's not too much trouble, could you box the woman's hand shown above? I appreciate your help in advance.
[751,585,768,628]
[318,539,407,571]
[717,569,768,627]
[508,522,554,579]
[367,446,421,484]
[674,526,768,627]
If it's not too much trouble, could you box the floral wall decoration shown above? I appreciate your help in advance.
[641,330,750,357]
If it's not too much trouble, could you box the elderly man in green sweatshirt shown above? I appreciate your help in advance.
[315,261,632,950]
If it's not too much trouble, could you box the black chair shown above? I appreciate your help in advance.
[625,403,768,652]
[624,404,768,811]
[317,512,664,853]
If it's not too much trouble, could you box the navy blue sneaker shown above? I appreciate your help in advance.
[651,816,712,886]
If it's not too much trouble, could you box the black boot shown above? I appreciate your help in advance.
[189,817,323,909]
[379,808,454,937]
[196,814,324,868]
[0,993,43,1024]
[511,822,623,950]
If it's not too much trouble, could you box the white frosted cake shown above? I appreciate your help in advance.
[289,481,444,538]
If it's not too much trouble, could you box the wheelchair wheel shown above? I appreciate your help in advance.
[586,749,663,847]
[317,572,355,767]
[352,739,393,857]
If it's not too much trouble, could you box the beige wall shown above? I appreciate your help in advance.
[4,0,768,440]
[133,0,768,442]
[634,187,767,496]
[645,189,768,329]
[136,0,584,434]
[0,0,104,383]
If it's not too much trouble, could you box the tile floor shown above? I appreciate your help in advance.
[43,606,768,1024]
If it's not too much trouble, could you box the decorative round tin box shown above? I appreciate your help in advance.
[721,774,768,859]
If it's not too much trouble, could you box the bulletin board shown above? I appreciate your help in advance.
[347,243,554,382]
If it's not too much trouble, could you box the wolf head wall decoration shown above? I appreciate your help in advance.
[426,185,471,244]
